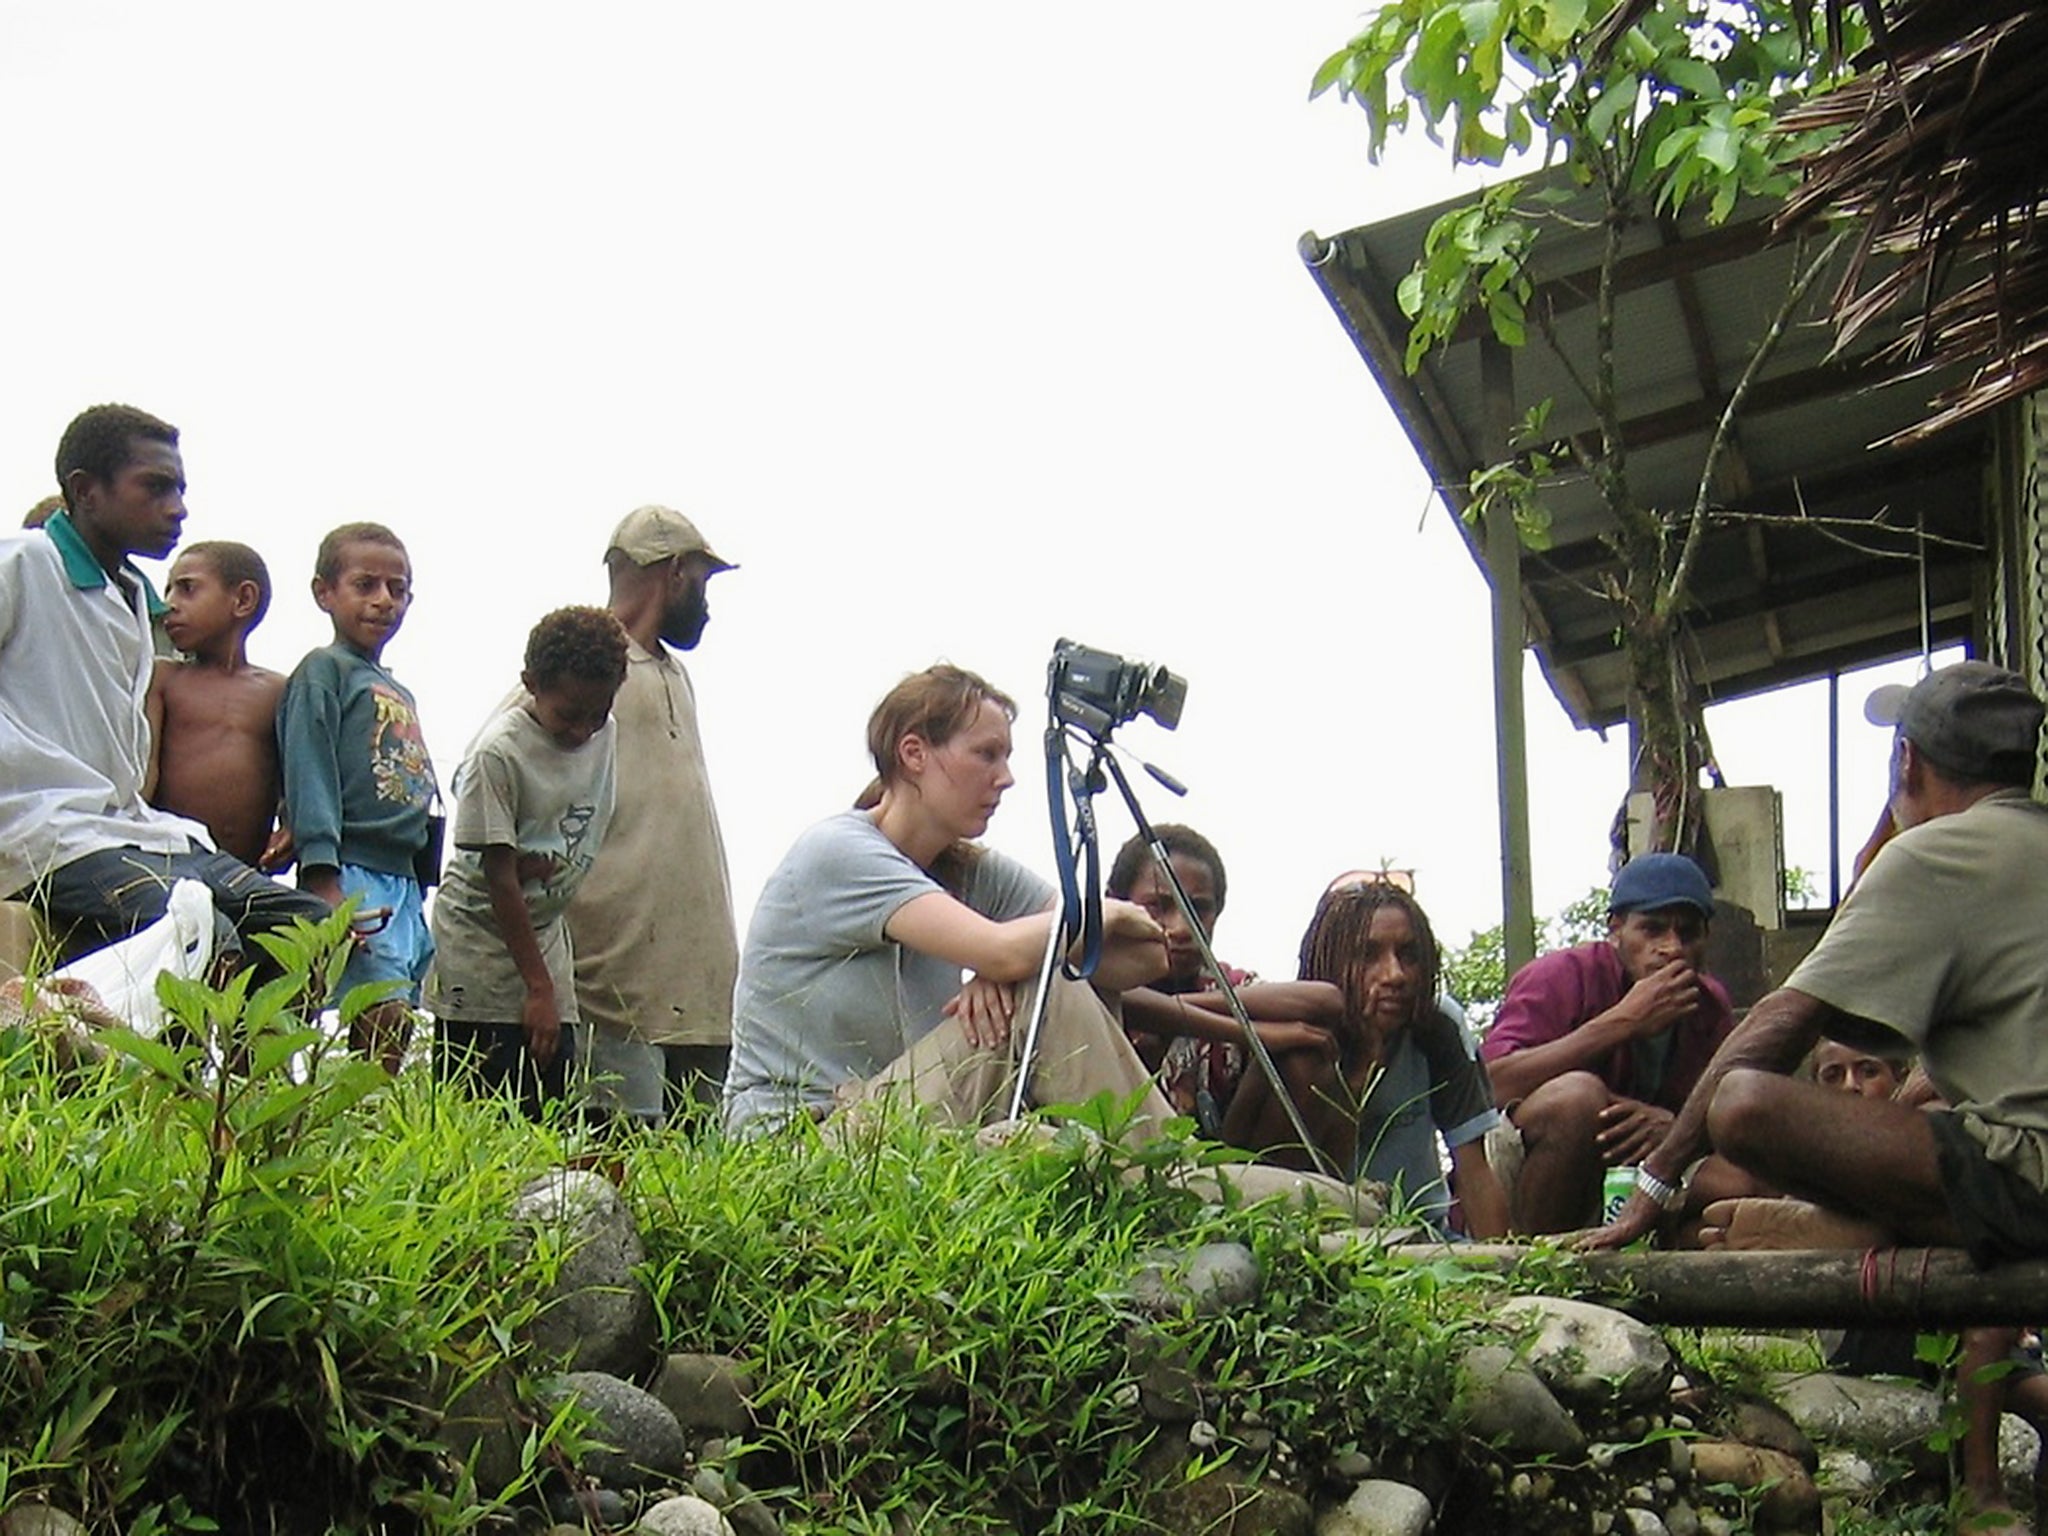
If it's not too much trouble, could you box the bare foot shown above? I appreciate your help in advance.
[1696,1197,1890,1251]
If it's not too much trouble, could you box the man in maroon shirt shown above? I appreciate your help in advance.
[1480,854,1734,1233]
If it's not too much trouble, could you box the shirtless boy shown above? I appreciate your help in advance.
[145,542,287,869]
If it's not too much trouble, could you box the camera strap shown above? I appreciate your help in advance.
[1045,720,1105,980]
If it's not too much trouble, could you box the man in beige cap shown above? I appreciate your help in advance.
[567,505,738,1122]
[1593,662,2048,1268]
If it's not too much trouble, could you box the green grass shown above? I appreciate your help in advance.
[28,928,1926,1534]
[631,1103,1510,1534]
[1,912,579,1533]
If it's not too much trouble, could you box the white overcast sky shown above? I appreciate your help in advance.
[0,2,1930,979]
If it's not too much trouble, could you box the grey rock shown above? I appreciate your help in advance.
[546,1486,630,1527]
[1499,1296,1674,1408]
[637,1495,735,1536]
[1132,1242,1261,1317]
[689,1468,780,1536]
[1138,1437,1312,1535]
[654,1353,757,1437]
[1169,1161,1386,1224]
[1663,1503,1701,1536]
[0,1506,88,1536]
[1314,1479,1433,1536]
[514,1169,658,1379]
[1999,1414,2043,1506]
[1686,1442,1819,1531]
[1769,1371,1944,1475]
[1128,1326,1204,1421]
[1316,1226,1423,1260]
[1623,1512,1668,1536]
[1722,1397,1814,1467]
[1455,1345,1584,1455]
[435,1361,527,1497]
[1327,1450,1375,1483]
[1813,1446,1882,1495]
[544,1370,690,1489]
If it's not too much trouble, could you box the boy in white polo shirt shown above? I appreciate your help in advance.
[0,404,327,965]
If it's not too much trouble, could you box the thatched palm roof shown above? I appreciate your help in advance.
[1592,0,2048,442]
[1777,0,2048,442]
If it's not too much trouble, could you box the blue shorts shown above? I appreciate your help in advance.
[336,865,433,1008]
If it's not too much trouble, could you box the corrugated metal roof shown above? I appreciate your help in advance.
[1303,171,1991,730]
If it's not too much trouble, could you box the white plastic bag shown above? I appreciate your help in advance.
[54,878,216,1037]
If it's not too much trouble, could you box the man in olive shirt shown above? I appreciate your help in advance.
[567,506,739,1123]
[1595,662,2048,1265]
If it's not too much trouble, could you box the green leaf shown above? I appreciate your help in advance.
[1310,47,1353,100]
[1662,56,1722,100]
[1584,75,1637,145]
[1529,0,1588,48]
[1396,269,1426,319]
[101,1027,191,1082]
[338,977,406,1025]
[1653,123,1699,170]
[1457,1,1500,49]
[1694,119,1740,173]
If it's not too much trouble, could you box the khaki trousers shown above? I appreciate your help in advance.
[852,971,1174,1135]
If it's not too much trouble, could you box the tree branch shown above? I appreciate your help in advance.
[1661,227,1851,619]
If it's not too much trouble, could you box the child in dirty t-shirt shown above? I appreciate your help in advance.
[427,607,626,1118]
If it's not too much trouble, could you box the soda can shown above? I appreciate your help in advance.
[1602,1165,1636,1223]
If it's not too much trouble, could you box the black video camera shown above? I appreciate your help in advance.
[1048,639,1187,736]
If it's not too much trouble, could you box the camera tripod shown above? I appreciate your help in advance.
[1008,709,1339,1183]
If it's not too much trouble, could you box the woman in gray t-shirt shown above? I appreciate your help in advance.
[723,664,1169,1136]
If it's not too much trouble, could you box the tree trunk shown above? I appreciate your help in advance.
[1618,541,1703,858]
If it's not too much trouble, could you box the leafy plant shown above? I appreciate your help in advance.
[1314,0,1865,859]
[0,913,580,1533]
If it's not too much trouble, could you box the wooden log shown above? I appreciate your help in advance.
[1381,1243,2048,1327]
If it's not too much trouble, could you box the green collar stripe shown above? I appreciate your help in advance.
[44,509,168,616]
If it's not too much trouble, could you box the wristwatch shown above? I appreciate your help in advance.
[1633,1164,1687,1212]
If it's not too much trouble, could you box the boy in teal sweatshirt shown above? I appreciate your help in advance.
[277,521,436,1071]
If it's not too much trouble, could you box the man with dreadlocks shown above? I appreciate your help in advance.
[1177,878,1509,1237]
[1481,853,1734,1234]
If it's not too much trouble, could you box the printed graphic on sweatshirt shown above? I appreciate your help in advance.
[370,683,435,807]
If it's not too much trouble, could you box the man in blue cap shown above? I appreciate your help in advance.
[1480,851,1734,1233]
[1594,661,2048,1269]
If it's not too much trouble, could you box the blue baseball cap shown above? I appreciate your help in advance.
[1608,853,1715,917]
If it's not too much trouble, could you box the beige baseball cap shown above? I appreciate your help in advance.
[604,504,735,570]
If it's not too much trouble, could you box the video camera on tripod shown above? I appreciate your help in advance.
[1048,640,1187,738]
[1013,639,1333,1173]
